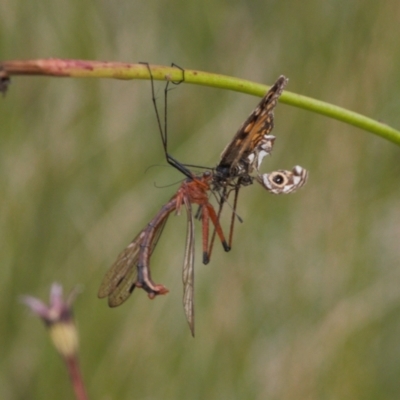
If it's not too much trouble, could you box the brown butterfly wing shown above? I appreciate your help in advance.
[218,76,288,172]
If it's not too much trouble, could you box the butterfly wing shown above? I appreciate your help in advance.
[256,165,308,194]
[217,76,288,173]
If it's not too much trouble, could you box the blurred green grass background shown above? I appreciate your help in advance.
[1,1,400,399]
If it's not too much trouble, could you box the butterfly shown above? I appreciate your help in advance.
[209,76,308,254]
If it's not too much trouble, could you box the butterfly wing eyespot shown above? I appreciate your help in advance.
[271,172,287,186]
[256,166,308,194]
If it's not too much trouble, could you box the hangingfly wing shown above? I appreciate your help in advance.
[98,210,170,307]
[182,196,195,336]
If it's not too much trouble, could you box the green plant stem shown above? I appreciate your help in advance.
[1,58,399,146]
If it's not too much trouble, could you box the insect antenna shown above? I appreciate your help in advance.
[180,163,213,171]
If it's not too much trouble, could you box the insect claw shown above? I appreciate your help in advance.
[0,66,10,96]
[203,252,210,265]
[155,285,169,295]
[222,242,230,252]
[147,285,169,299]
[128,283,136,294]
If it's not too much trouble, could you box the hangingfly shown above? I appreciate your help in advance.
[98,66,308,336]
[98,171,229,336]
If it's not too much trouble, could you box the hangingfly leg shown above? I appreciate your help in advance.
[140,62,192,179]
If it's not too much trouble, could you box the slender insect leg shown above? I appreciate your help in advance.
[206,192,226,262]
[206,204,230,253]
[161,63,192,176]
[201,204,210,264]
[141,62,192,178]
[228,185,240,249]
[139,62,167,148]
[164,64,185,142]
[169,63,185,85]
[202,202,230,266]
